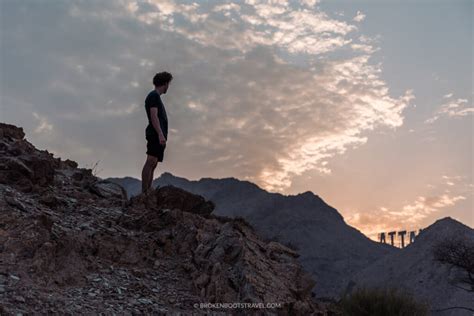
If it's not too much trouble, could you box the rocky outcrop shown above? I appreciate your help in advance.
[121,186,314,312]
[128,185,215,216]
[121,190,317,313]
[109,171,397,300]
[0,123,333,315]
[0,124,59,191]
[0,123,25,140]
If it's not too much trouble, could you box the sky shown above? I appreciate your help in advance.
[1,0,472,241]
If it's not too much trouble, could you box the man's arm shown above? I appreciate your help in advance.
[150,107,165,141]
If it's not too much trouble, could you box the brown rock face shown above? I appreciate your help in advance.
[0,123,59,191]
[129,185,215,215]
[0,123,25,140]
[122,192,319,312]
[0,123,328,315]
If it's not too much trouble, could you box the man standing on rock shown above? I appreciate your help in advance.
[141,71,173,194]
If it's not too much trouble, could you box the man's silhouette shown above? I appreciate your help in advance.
[141,71,173,193]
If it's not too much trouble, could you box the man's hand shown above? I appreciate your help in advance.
[159,135,167,146]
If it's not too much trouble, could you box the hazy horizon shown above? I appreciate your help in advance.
[1,0,472,241]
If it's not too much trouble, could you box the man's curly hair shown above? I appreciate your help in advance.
[153,71,173,87]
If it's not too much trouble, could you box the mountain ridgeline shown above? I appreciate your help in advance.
[108,174,474,315]
[108,172,397,300]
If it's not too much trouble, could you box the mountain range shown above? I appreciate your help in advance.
[107,172,398,300]
[109,173,474,314]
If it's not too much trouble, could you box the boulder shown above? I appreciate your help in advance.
[88,180,128,201]
[129,185,215,215]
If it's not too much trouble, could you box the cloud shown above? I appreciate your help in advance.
[1,0,413,191]
[346,174,470,240]
[350,43,379,54]
[425,94,473,123]
[165,49,414,192]
[32,112,53,134]
[126,0,358,55]
[353,10,366,22]
[399,194,465,221]
[300,0,320,7]
[347,193,466,240]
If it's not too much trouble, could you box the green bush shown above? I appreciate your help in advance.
[338,285,429,316]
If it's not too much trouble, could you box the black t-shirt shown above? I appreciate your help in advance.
[145,90,168,139]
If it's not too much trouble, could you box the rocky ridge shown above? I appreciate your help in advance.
[108,171,397,300]
[0,123,335,315]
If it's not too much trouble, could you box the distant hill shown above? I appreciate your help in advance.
[108,172,397,300]
[348,217,474,315]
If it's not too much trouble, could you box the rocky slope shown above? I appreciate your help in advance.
[0,123,336,315]
[109,173,397,300]
[348,217,474,315]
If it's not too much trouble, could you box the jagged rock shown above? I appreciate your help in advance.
[63,159,78,169]
[0,157,33,184]
[0,125,57,190]
[129,185,215,215]
[121,188,322,314]
[4,193,28,212]
[88,180,128,201]
[0,123,25,140]
[266,241,300,260]
[39,193,60,208]
[28,157,56,186]
[0,123,331,315]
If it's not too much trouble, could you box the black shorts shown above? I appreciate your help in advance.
[146,133,166,162]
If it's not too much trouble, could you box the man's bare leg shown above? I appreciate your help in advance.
[148,160,158,190]
[141,155,158,194]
